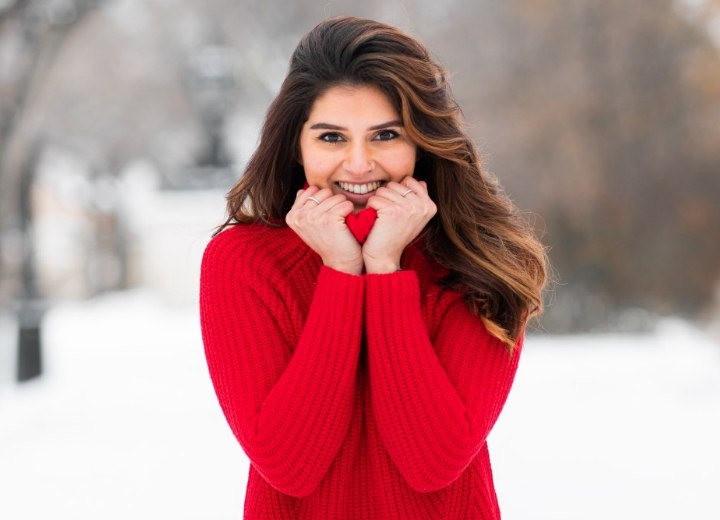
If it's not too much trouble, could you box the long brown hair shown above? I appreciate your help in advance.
[220,16,548,349]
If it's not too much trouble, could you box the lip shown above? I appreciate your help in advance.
[334,181,384,207]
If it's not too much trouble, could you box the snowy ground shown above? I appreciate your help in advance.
[1,292,719,519]
[491,320,720,519]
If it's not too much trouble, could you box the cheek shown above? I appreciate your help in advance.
[301,154,336,186]
[299,137,330,185]
[382,146,417,178]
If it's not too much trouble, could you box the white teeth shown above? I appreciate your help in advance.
[338,181,380,194]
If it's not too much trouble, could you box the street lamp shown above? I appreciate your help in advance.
[16,140,43,382]
[171,44,238,190]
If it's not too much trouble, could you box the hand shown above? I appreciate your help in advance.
[286,185,364,275]
[363,177,437,274]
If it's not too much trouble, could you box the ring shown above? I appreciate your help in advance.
[307,196,321,205]
[400,188,413,197]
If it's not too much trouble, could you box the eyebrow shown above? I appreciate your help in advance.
[309,120,403,131]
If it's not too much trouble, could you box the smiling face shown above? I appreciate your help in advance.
[298,84,417,211]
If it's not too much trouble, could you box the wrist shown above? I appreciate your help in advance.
[364,255,402,274]
[323,257,363,276]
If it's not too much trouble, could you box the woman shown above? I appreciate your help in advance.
[200,16,547,519]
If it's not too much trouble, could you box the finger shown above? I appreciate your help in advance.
[366,195,394,211]
[326,198,355,217]
[303,195,322,208]
[401,176,425,193]
[316,193,350,211]
[401,177,434,200]
[380,183,417,202]
[293,188,317,205]
[300,187,333,208]
[373,185,407,202]
[291,185,320,209]
[385,180,407,192]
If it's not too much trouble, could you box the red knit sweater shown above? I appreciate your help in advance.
[199,223,522,519]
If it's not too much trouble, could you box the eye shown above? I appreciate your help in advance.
[374,129,399,141]
[319,132,344,143]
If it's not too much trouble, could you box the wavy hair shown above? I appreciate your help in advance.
[219,16,548,349]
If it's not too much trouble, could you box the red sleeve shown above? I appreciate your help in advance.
[200,237,364,498]
[365,270,522,493]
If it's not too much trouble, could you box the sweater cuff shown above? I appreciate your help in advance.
[364,269,420,311]
[314,265,365,302]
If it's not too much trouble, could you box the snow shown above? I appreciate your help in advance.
[1,293,719,519]
[0,292,247,519]
[491,320,720,519]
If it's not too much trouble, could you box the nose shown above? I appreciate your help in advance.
[343,142,374,176]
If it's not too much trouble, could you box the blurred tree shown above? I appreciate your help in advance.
[0,0,102,298]
[0,0,103,381]
[430,0,720,330]
[1,0,719,333]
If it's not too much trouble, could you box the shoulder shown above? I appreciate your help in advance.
[204,222,293,253]
[402,238,450,286]
[202,223,313,282]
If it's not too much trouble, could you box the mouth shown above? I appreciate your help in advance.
[336,180,383,195]
[335,181,385,209]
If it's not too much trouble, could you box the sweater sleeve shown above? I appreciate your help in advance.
[200,237,364,498]
[365,270,522,493]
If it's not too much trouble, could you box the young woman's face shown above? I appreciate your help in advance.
[299,84,417,211]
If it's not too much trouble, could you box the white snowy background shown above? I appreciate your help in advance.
[2,1,720,518]
[1,187,719,519]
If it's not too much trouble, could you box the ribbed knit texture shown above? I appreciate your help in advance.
[199,223,522,519]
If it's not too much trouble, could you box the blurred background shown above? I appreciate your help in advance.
[1,0,719,518]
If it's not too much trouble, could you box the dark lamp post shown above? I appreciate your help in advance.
[15,141,43,382]
[172,44,239,190]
